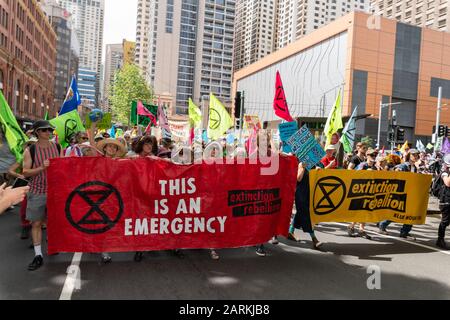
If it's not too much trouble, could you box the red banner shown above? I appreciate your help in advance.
[47,156,298,254]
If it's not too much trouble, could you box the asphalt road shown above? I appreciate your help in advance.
[1,206,449,300]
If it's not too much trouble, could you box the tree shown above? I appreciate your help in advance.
[361,136,375,148]
[109,63,153,125]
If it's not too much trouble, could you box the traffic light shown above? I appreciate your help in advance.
[388,131,395,142]
[234,91,242,118]
[438,125,446,137]
[395,127,405,143]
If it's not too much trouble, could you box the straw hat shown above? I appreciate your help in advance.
[97,138,127,157]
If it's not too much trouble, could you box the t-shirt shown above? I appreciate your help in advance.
[0,136,17,173]
[350,155,365,168]
[321,156,337,169]
[357,162,377,171]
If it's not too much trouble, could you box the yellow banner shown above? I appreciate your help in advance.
[309,170,432,225]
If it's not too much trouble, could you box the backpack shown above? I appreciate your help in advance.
[29,143,61,169]
[431,173,449,202]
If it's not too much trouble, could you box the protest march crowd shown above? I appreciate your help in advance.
[0,71,449,273]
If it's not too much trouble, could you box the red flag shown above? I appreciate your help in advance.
[273,71,294,122]
[138,100,157,126]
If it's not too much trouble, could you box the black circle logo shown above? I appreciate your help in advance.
[313,177,346,215]
[209,109,221,130]
[65,181,124,234]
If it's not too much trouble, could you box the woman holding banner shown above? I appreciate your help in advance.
[94,138,128,263]
[132,135,159,262]
[286,162,323,250]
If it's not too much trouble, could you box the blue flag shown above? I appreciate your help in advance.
[59,76,81,116]
[109,125,116,138]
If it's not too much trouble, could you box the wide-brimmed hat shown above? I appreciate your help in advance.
[97,138,127,157]
[326,144,337,151]
[32,120,55,132]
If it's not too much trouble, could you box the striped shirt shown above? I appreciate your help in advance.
[29,142,60,194]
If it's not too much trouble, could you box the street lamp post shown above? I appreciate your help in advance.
[377,101,402,149]
[434,86,442,143]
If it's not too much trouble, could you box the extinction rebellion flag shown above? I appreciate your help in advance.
[46,156,298,254]
[309,170,431,225]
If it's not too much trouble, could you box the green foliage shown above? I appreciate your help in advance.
[361,136,375,148]
[109,64,153,125]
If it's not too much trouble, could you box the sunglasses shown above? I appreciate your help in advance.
[38,128,53,133]
[369,153,378,157]
[80,137,89,141]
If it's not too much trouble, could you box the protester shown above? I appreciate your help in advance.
[94,137,127,263]
[320,145,338,169]
[347,148,378,239]
[348,142,367,169]
[0,127,17,190]
[65,131,89,157]
[7,138,37,239]
[287,162,323,250]
[379,149,423,238]
[0,183,29,215]
[133,135,158,158]
[22,120,63,271]
[356,148,377,171]
[436,154,450,250]
[132,135,159,262]
[97,138,128,159]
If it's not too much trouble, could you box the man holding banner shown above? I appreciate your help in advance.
[23,120,63,271]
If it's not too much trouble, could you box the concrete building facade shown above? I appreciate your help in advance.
[233,12,450,146]
[135,0,151,75]
[233,0,277,72]
[103,43,124,112]
[370,0,450,32]
[56,0,104,106]
[146,0,235,115]
[234,0,369,72]
[0,0,57,122]
[40,0,79,109]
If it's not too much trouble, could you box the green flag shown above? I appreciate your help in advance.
[130,101,157,127]
[340,107,357,153]
[188,98,202,128]
[49,110,85,148]
[324,89,343,147]
[85,112,112,130]
[0,90,28,162]
[208,93,233,140]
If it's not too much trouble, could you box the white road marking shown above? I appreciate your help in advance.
[327,223,450,256]
[59,252,83,300]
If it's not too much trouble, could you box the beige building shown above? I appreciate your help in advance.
[233,0,277,72]
[234,0,369,72]
[370,0,450,31]
[135,0,151,75]
[146,0,235,114]
[103,44,124,111]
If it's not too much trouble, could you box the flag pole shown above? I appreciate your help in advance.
[238,91,245,146]
[137,101,141,136]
